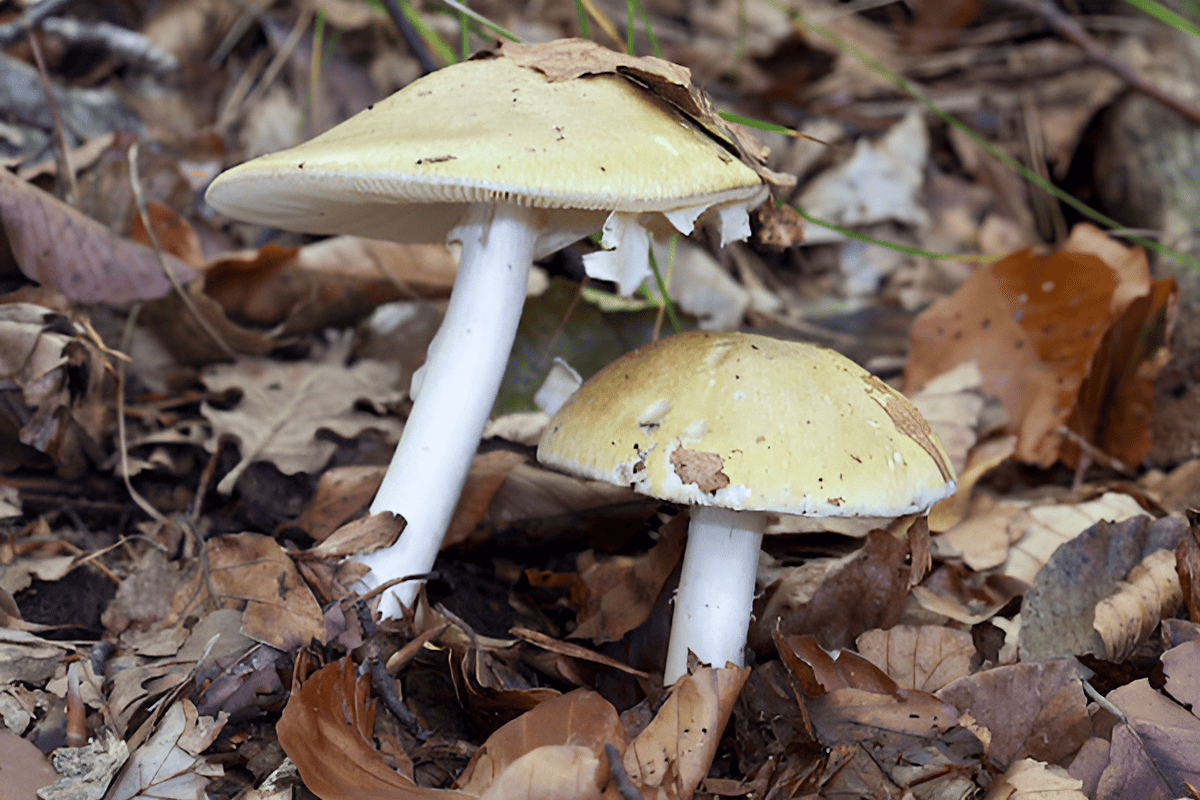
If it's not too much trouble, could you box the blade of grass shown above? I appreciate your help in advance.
[623,0,661,56]
[440,0,520,43]
[776,4,1200,271]
[390,0,457,65]
[787,203,1002,263]
[572,0,590,37]
[458,5,469,60]
[1124,0,1200,37]
[647,238,682,335]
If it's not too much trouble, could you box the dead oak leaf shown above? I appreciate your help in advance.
[201,355,403,480]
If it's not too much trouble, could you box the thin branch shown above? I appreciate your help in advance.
[0,0,71,47]
[1004,0,1200,126]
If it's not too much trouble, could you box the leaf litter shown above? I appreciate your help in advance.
[3,2,1200,800]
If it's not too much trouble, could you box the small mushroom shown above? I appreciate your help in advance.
[205,41,769,616]
[537,331,957,684]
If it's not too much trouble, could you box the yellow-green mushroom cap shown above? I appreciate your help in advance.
[538,331,956,518]
[204,53,767,251]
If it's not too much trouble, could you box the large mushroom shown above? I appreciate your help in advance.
[205,41,772,616]
[537,331,957,684]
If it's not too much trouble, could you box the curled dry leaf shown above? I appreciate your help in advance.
[0,170,198,303]
[752,529,909,654]
[855,625,976,693]
[570,513,687,644]
[0,303,114,478]
[1093,548,1182,663]
[624,665,749,800]
[906,223,1174,469]
[278,657,468,800]
[1019,514,1186,662]
[456,689,623,796]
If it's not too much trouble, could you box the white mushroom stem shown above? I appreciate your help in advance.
[664,506,765,685]
[357,202,537,617]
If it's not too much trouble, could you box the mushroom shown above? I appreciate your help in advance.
[204,41,769,616]
[537,331,956,684]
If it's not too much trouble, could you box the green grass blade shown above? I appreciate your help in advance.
[630,0,662,57]
[647,239,683,334]
[394,0,457,64]
[788,203,1000,262]
[440,0,521,43]
[782,7,1200,271]
[572,0,591,37]
[1124,0,1200,37]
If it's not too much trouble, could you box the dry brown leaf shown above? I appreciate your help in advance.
[291,465,386,542]
[985,758,1087,799]
[624,666,749,800]
[443,451,528,549]
[1097,678,1200,797]
[206,533,326,650]
[200,353,403,483]
[570,513,687,644]
[202,237,456,337]
[906,223,1171,468]
[494,38,793,190]
[937,659,1090,770]
[1176,509,1200,626]
[752,529,909,653]
[1161,639,1200,713]
[278,657,468,800]
[129,200,205,267]
[938,490,1145,578]
[805,685,961,744]
[1094,548,1182,662]
[304,512,404,562]
[1020,514,1187,662]
[0,303,114,478]
[0,170,199,304]
[457,689,623,796]
[107,700,226,800]
[856,625,976,693]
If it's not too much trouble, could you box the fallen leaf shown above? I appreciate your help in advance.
[106,700,226,800]
[855,625,976,693]
[1096,678,1200,797]
[0,170,198,303]
[624,665,749,800]
[985,758,1087,799]
[207,533,326,650]
[1019,514,1186,662]
[201,352,403,485]
[1093,548,1182,662]
[937,659,1090,770]
[277,657,466,800]
[906,223,1170,468]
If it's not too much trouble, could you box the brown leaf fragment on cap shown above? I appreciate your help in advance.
[492,38,795,190]
[863,374,955,484]
[671,448,730,493]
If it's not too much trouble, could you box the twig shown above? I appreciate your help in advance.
[115,305,173,526]
[363,640,429,741]
[1004,0,1200,126]
[127,142,236,359]
[1055,426,1133,475]
[604,744,641,800]
[0,0,71,47]
[40,17,178,73]
[26,28,76,206]
[382,0,438,75]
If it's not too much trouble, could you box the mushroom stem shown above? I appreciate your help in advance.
[358,202,538,617]
[664,506,765,684]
